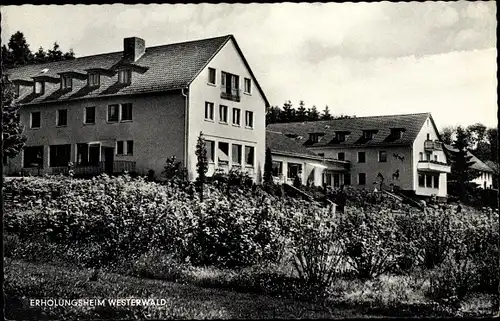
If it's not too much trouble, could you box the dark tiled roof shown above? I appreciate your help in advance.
[266,113,430,148]
[443,144,494,172]
[266,130,322,159]
[7,35,232,105]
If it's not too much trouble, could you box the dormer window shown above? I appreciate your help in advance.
[118,69,132,84]
[88,73,100,87]
[362,130,377,140]
[61,76,72,90]
[334,131,350,142]
[34,81,44,95]
[308,133,324,143]
[390,128,405,140]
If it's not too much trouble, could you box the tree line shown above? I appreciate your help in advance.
[266,100,354,125]
[2,31,75,69]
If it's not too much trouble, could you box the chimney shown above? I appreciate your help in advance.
[123,37,145,62]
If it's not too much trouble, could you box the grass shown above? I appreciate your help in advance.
[5,258,368,320]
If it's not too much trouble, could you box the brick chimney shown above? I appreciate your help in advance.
[123,37,145,62]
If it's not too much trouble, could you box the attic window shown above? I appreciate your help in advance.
[88,73,100,87]
[334,131,350,142]
[61,76,72,90]
[309,133,324,143]
[362,130,377,140]
[34,81,44,95]
[118,69,132,84]
[390,128,405,140]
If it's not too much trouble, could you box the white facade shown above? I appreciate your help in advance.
[472,171,494,189]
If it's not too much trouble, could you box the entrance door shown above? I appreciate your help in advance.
[104,147,114,174]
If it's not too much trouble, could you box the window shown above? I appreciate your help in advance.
[88,73,100,87]
[208,68,216,85]
[233,108,241,126]
[61,76,72,90]
[344,173,351,186]
[232,144,242,164]
[419,152,423,161]
[116,141,124,155]
[118,69,132,84]
[358,151,366,163]
[49,144,71,167]
[205,102,214,120]
[221,71,240,100]
[31,112,41,128]
[14,84,20,98]
[121,103,133,121]
[379,151,387,162]
[23,146,44,168]
[245,111,254,128]
[419,174,425,187]
[205,140,215,162]
[363,130,374,140]
[287,163,302,179]
[76,143,89,164]
[318,153,325,157]
[108,105,119,122]
[426,133,430,140]
[88,144,100,164]
[433,174,439,188]
[245,146,254,166]
[34,81,44,95]
[335,132,347,142]
[272,161,283,177]
[126,140,134,155]
[244,78,251,94]
[84,107,96,124]
[218,142,229,164]
[219,105,228,123]
[338,152,345,161]
[426,174,433,188]
[425,152,431,161]
[390,128,404,140]
[56,109,68,127]
[434,155,438,162]
[358,173,366,185]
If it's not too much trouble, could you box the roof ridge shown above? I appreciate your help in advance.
[6,35,233,71]
[268,112,431,126]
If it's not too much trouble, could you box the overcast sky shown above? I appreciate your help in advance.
[1,2,497,129]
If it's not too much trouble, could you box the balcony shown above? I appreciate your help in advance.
[417,160,451,173]
[220,87,240,102]
[424,140,443,151]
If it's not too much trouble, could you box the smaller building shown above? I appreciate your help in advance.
[266,130,349,187]
[444,144,495,189]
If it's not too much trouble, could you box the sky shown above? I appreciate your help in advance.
[1,2,497,129]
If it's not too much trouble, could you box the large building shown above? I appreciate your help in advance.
[266,113,451,197]
[4,35,269,181]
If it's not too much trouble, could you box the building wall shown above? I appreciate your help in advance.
[7,92,185,176]
[271,154,327,186]
[310,146,414,190]
[188,39,267,182]
[412,117,448,197]
[472,171,494,189]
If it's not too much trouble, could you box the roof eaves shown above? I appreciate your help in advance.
[270,149,323,161]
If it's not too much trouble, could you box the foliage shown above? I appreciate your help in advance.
[449,126,479,200]
[2,75,27,161]
[263,147,274,184]
[265,100,355,125]
[162,156,188,182]
[2,31,75,69]
[321,105,333,120]
[195,132,208,201]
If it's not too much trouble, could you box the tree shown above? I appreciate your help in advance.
[33,46,48,64]
[282,100,295,123]
[266,106,282,125]
[263,147,274,183]
[441,126,456,145]
[195,132,209,201]
[296,100,307,122]
[47,42,63,62]
[7,31,33,68]
[1,75,27,162]
[63,48,76,60]
[307,105,320,121]
[487,128,498,162]
[2,45,14,69]
[321,105,333,120]
[450,126,478,198]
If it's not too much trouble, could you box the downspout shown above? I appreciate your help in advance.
[181,87,189,172]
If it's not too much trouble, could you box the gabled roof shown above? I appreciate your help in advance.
[266,130,323,160]
[443,144,494,173]
[7,35,269,107]
[266,113,430,148]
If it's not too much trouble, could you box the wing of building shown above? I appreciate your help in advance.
[266,113,451,197]
[4,35,269,181]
